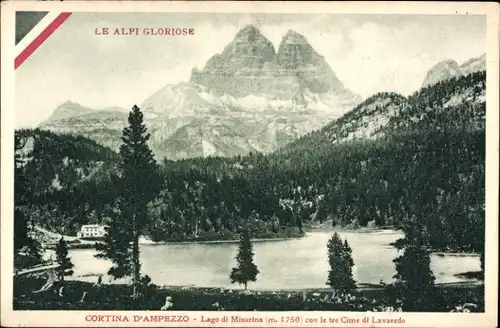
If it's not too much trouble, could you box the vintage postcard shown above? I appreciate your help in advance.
[1,1,499,327]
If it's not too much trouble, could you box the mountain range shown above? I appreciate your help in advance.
[39,25,361,160]
[37,25,486,160]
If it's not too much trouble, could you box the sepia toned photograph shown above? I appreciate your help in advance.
[1,2,498,327]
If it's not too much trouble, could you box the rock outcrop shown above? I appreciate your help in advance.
[421,60,463,89]
[460,53,486,76]
[421,53,486,88]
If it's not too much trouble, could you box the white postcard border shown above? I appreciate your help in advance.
[1,2,498,327]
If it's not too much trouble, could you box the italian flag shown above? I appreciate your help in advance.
[15,11,72,69]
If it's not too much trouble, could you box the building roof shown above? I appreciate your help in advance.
[81,224,103,228]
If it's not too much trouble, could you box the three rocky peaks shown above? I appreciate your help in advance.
[141,25,359,116]
[190,25,351,106]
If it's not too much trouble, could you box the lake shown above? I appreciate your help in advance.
[49,230,481,290]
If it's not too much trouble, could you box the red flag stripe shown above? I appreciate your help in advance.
[15,12,72,70]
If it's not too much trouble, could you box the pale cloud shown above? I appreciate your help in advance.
[321,19,485,96]
[333,21,432,96]
[15,13,486,128]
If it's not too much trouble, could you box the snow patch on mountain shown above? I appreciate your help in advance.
[201,139,217,156]
[141,83,229,117]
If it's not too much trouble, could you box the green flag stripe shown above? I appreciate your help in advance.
[15,11,49,45]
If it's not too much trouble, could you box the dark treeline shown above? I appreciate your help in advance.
[156,127,484,252]
[15,71,485,253]
[15,129,120,235]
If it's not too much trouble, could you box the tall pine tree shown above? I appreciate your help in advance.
[326,232,356,293]
[230,230,259,289]
[95,105,162,299]
[55,237,74,284]
[393,216,435,311]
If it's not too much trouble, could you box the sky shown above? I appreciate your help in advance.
[15,12,486,128]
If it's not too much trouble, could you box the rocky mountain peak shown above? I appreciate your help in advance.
[46,100,94,122]
[460,53,486,76]
[421,59,462,88]
[190,25,276,92]
[421,54,486,89]
[281,29,309,45]
[275,30,346,94]
[275,29,321,68]
[190,26,354,102]
[59,100,84,109]
[233,25,267,43]
[215,25,275,71]
[428,59,461,73]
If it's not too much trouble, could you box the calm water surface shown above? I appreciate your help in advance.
[50,231,480,289]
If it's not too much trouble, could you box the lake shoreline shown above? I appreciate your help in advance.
[44,227,478,256]
[142,235,304,246]
[50,234,306,250]
[57,227,397,249]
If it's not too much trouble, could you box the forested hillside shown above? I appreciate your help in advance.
[15,129,120,235]
[15,71,486,253]
[280,71,485,157]
[153,71,486,251]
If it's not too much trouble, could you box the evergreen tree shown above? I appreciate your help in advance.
[55,237,74,283]
[326,233,356,293]
[95,105,162,299]
[393,217,435,311]
[230,230,259,289]
[96,216,133,279]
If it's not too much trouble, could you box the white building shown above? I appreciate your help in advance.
[77,224,106,239]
